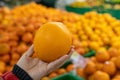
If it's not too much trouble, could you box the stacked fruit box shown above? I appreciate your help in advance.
[66,0,120,19]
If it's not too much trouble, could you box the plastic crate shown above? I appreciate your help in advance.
[66,6,92,14]
[65,5,120,19]
[52,72,84,80]
[60,60,72,68]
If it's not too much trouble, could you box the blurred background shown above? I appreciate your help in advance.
[0,0,120,80]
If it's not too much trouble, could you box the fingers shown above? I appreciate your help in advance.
[25,44,34,57]
[68,47,74,58]
[59,48,74,67]
[48,55,68,73]
[48,46,74,72]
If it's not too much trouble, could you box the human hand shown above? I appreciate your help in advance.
[17,45,74,80]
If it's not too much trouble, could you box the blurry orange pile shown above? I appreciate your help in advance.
[76,48,120,80]
[0,2,81,74]
[41,64,74,80]
[72,12,120,55]
[0,2,120,80]
[46,49,120,80]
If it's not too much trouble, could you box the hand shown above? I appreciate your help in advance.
[17,45,74,80]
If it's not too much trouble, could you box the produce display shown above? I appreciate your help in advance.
[0,2,81,75]
[103,4,120,10]
[0,2,120,80]
[105,0,120,4]
[70,0,104,8]
[69,0,120,9]
[41,64,74,80]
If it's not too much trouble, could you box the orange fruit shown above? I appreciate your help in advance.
[17,43,28,54]
[6,66,12,72]
[102,61,116,76]
[93,71,110,80]
[76,47,86,55]
[66,64,74,72]
[110,57,117,63]
[9,40,18,47]
[41,77,50,80]
[0,43,10,55]
[77,68,86,78]
[108,48,119,58]
[112,78,120,80]
[95,50,110,62]
[73,39,82,48]
[22,32,33,43]
[95,62,103,70]
[10,60,18,66]
[34,22,72,62]
[0,61,6,73]
[11,52,20,60]
[49,72,58,78]
[1,54,10,63]
[0,72,2,75]
[84,61,96,75]
[115,56,120,69]
[90,57,97,63]
[16,26,26,36]
[112,75,120,80]
[26,24,35,32]
[88,75,94,80]
[57,68,66,75]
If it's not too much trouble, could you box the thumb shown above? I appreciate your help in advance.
[48,55,68,72]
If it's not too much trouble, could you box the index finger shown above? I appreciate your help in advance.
[25,44,34,57]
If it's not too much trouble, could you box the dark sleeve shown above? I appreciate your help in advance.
[12,64,33,80]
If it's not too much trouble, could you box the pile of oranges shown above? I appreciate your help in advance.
[72,12,120,55]
[0,2,120,80]
[76,49,120,80]
[0,2,80,74]
[41,64,74,80]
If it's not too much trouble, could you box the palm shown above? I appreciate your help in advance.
[17,45,74,80]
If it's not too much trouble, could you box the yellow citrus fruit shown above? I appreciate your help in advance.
[93,71,110,80]
[112,75,120,80]
[84,61,96,75]
[95,50,110,62]
[95,62,103,70]
[34,22,72,62]
[57,68,66,75]
[77,68,86,78]
[88,75,94,80]
[102,61,116,76]
[115,56,120,69]
[108,48,119,58]
[41,77,50,80]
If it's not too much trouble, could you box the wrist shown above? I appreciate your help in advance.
[12,64,33,80]
[28,70,46,80]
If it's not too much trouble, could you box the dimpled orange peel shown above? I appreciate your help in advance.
[34,22,72,62]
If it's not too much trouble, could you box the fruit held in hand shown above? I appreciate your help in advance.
[34,22,72,62]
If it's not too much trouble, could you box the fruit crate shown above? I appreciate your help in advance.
[52,72,84,80]
[105,0,120,4]
[66,6,92,14]
[60,60,72,68]
[65,5,120,19]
